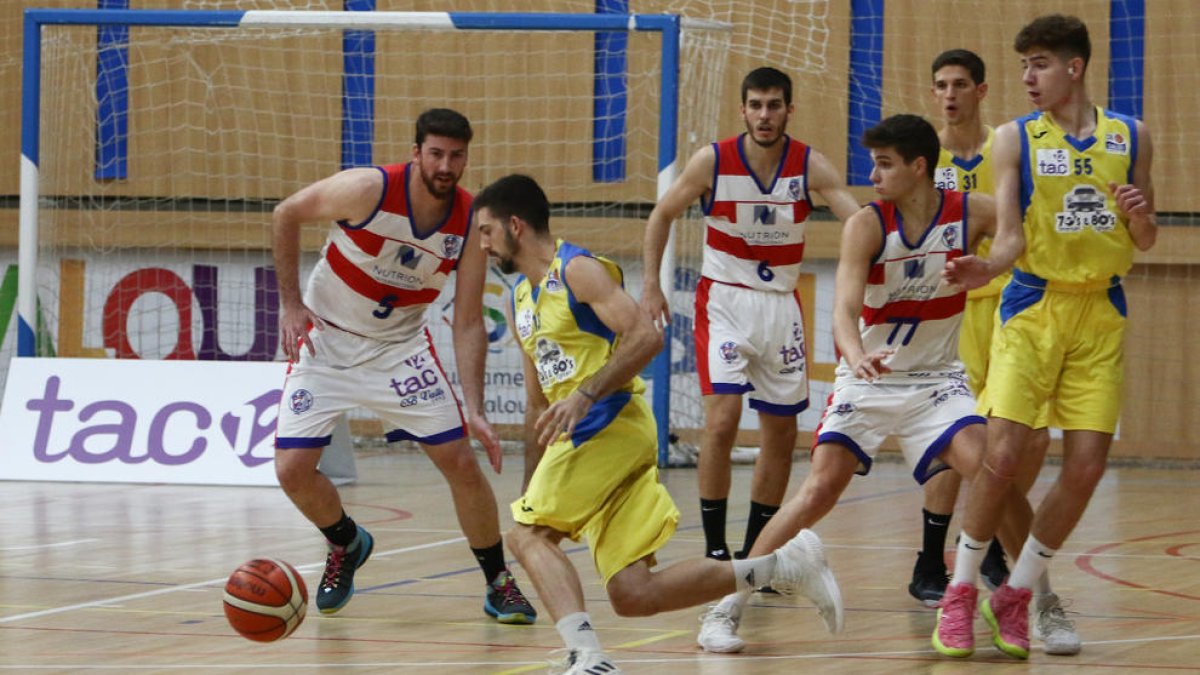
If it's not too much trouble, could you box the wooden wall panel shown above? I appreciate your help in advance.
[0,7,23,196]
[9,2,1197,205]
[1145,0,1200,212]
[9,2,1200,204]
[880,0,1109,130]
[1122,265,1200,459]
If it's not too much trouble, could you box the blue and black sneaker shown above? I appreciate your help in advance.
[483,570,537,624]
[316,526,374,614]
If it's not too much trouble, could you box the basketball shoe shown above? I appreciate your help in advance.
[697,599,746,653]
[316,525,374,614]
[768,529,844,634]
[981,583,1032,659]
[1034,592,1081,655]
[908,551,949,607]
[484,570,537,624]
[550,648,622,674]
[932,581,977,658]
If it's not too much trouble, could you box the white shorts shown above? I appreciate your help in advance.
[814,375,984,484]
[275,325,465,449]
[694,277,809,415]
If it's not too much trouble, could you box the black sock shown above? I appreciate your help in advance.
[700,498,730,559]
[320,512,358,548]
[472,541,508,584]
[920,508,952,564]
[737,501,779,557]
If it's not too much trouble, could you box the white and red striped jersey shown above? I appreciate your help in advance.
[700,134,814,291]
[838,190,969,383]
[304,163,471,343]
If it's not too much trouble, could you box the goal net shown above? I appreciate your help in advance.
[11,1,1197,462]
[15,7,731,460]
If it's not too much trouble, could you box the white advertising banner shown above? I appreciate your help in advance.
[0,357,288,486]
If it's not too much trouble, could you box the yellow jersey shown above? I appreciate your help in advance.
[935,127,994,195]
[1017,107,1138,284]
[936,127,1003,298]
[512,239,645,406]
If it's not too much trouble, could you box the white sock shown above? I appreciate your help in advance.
[950,533,989,586]
[556,612,602,652]
[1009,535,1056,591]
[731,553,776,592]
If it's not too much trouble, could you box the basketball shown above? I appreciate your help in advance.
[223,559,308,642]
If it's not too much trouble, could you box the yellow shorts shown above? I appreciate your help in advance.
[960,293,999,397]
[985,269,1126,433]
[963,293,1051,429]
[511,393,679,585]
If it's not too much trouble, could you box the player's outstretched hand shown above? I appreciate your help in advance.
[942,255,991,292]
[468,411,503,473]
[279,303,325,362]
[853,349,895,382]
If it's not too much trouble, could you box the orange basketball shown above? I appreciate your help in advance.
[223,558,308,642]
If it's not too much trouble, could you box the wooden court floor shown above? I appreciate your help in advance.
[0,448,1197,673]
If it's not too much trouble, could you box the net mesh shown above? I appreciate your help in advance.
[5,1,1196,458]
[22,8,730,439]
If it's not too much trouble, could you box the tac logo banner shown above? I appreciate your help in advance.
[0,358,296,486]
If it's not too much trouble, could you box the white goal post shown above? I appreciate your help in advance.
[17,9,731,467]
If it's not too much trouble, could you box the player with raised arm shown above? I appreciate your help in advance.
[475,174,842,674]
[695,114,1038,654]
[642,67,861,570]
[936,15,1156,659]
[271,108,535,623]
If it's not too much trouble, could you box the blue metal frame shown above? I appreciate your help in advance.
[651,17,680,467]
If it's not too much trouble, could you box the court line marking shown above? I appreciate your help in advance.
[0,538,99,552]
[0,537,466,624]
[491,629,691,674]
[0,634,1197,670]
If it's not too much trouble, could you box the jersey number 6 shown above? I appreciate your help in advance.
[757,260,775,283]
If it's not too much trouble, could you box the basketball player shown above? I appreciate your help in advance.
[937,15,1156,659]
[641,67,861,566]
[271,108,536,623]
[474,174,843,674]
[911,49,1014,605]
[918,47,1079,656]
[695,114,1037,654]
